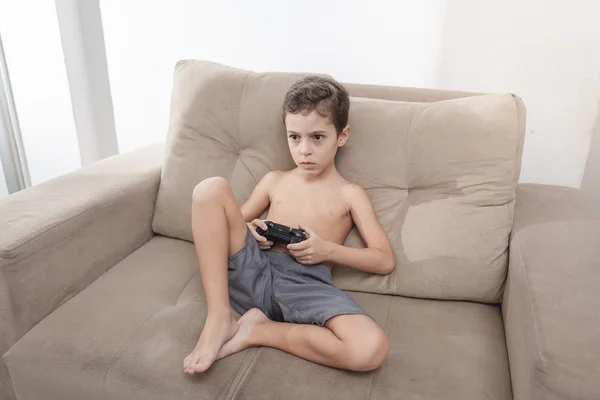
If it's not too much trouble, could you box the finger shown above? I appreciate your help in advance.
[291,249,309,258]
[257,219,268,230]
[298,224,313,238]
[251,229,267,241]
[251,219,266,230]
[298,224,312,236]
[288,241,310,251]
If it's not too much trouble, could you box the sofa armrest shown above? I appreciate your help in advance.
[0,143,163,346]
[503,183,600,400]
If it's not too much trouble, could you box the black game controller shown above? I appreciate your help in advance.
[255,221,308,244]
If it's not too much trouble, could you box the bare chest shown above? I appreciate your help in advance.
[266,184,352,242]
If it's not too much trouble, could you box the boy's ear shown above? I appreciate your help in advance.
[337,125,351,147]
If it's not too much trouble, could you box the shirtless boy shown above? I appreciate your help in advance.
[183,76,396,375]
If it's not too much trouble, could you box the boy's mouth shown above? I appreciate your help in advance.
[300,162,316,169]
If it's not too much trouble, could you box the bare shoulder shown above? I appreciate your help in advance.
[259,170,286,191]
[336,181,368,219]
[341,182,369,203]
[262,169,286,182]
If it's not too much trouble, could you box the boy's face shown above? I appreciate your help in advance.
[284,109,350,175]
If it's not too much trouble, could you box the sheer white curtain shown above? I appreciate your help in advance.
[0,1,80,196]
[0,31,29,197]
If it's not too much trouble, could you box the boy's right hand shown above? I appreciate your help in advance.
[247,219,273,250]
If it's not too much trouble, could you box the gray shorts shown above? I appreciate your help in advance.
[227,227,370,326]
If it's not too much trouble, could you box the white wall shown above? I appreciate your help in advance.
[99,0,448,153]
[3,1,596,191]
[0,0,80,187]
[437,0,600,188]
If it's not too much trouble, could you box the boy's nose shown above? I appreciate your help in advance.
[300,145,312,156]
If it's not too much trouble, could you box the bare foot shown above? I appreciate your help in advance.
[215,308,269,360]
[184,313,239,374]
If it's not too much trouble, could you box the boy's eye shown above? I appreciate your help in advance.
[314,135,324,141]
[289,135,299,140]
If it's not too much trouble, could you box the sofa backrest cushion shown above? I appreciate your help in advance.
[153,60,525,303]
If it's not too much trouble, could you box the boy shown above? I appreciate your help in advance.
[183,76,396,375]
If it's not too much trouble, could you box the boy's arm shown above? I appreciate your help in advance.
[327,184,396,275]
[240,170,282,222]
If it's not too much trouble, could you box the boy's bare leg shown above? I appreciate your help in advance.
[216,309,390,372]
[183,177,249,375]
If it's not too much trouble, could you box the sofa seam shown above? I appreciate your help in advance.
[405,104,415,191]
[508,94,522,205]
[367,295,394,400]
[101,307,168,396]
[224,347,262,400]
[236,73,252,148]
[504,95,522,266]
[237,157,259,187]
[175,270,200,305]
[512,234,547,381]
[1,353,17,399]
[400,106,415,295]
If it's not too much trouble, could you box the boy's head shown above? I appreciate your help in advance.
[282,76,351,174]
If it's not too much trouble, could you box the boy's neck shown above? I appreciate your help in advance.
[294,161,339,183]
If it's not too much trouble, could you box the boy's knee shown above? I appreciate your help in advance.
[345,329,390,372]
[193,177,230,203]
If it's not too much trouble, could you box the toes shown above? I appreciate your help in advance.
[194,358,211,373]
[185,354,200,374]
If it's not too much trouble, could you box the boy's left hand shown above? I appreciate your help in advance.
[287,225,331,265]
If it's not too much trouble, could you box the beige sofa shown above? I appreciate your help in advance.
[1,60,599,400]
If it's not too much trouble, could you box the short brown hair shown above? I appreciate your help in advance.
[283,76,350,135]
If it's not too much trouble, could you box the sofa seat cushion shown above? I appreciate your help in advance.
[4,236,511,400]
[3,236,254,400]
[233,292,512,400]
